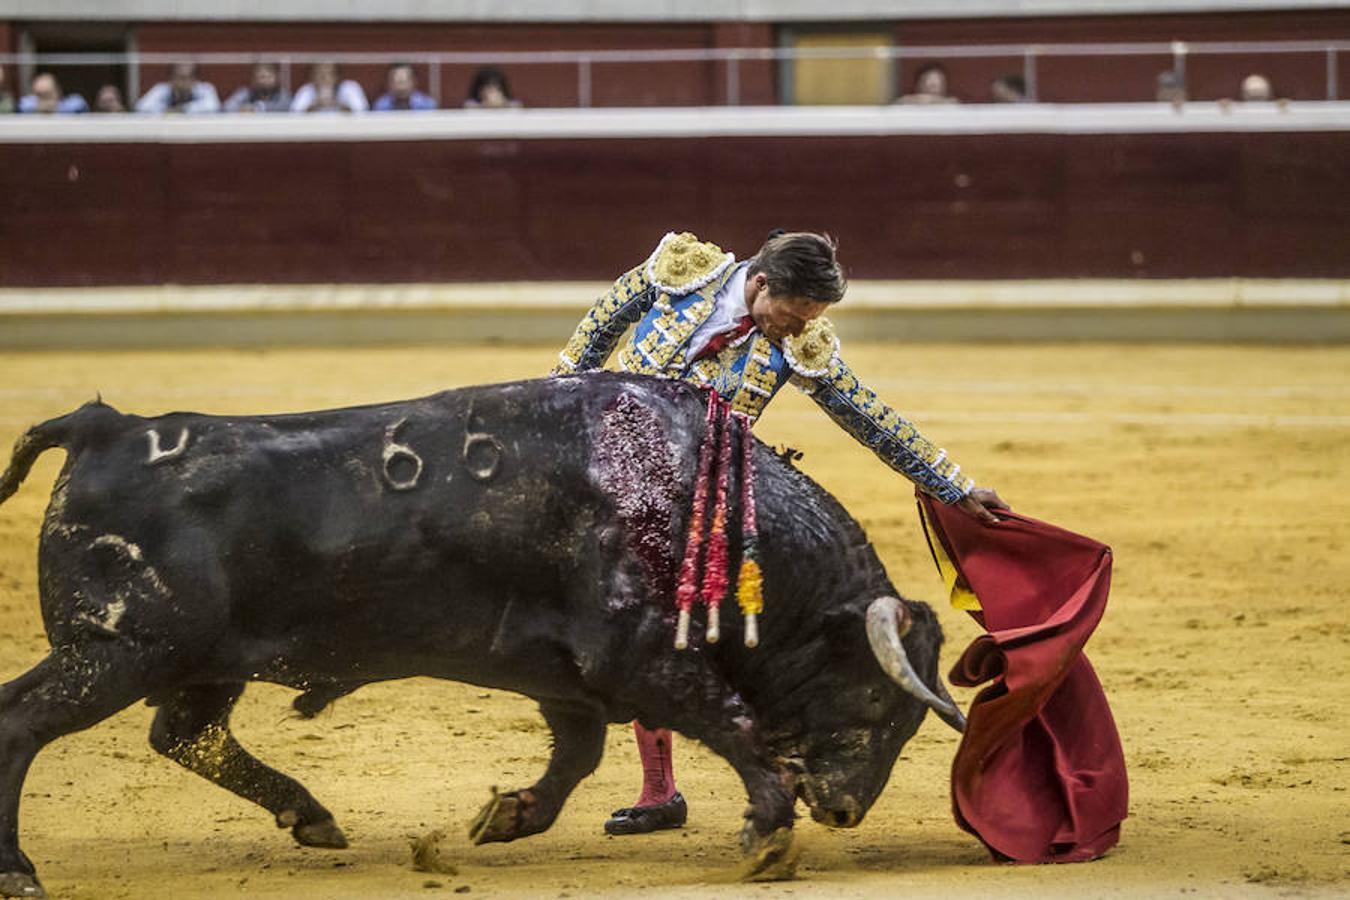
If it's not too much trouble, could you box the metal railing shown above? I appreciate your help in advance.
[2,39,1347,106]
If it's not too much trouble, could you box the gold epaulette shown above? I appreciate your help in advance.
[783,317,840,378]
[645,232,736,296]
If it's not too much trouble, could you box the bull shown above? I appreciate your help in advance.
[0,372,963,898]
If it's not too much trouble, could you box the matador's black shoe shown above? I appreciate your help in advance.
[603,793,688,835]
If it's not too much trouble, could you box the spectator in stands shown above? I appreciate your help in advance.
[1155,70,1186,105]
[1240,73,1274,102]
[224,62,291,113]
[464,67,522,108]
[0,66,14,114]
[897,63,959,105]
[291,62,369,113]
[136,62,221,114]
[18,73,88,114]
[990,73,1027,103]
[374,63,437,111]
[93,84,127,113]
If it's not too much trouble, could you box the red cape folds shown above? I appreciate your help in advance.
[917,493,1128,864]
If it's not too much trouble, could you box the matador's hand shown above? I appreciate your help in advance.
[955,487,1009,526]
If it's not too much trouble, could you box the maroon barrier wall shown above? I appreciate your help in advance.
[2,129,1348,286]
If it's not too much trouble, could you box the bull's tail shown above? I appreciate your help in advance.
[0,401,118,506]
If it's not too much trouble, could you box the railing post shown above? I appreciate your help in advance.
[279,55,291,95]
[16,29,34,100]
[892,47,903,103]
[430,58,442,106]
[1023,46,1039,102]
[1328,47,1339,101]
[726,54,740,106]
[126,30,140,103]
[1171,40,1188,91]
[578,56,592,108]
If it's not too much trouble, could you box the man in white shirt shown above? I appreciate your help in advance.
[136,62,220,114]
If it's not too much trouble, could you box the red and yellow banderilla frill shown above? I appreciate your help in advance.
[673,390,763,650]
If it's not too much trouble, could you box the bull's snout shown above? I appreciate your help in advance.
[809,795,862,829]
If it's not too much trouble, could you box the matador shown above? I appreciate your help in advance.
[552,230,1005,835]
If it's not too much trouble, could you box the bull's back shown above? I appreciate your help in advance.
[39,375,705,676]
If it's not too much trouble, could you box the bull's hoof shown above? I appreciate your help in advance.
[468,786,533,845]
[0,872,45,899]
[738,826,799,882]
[293,817,349,849]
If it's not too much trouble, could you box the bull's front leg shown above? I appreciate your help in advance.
[634,667,798,881]
[677,712,799,881]
[468,699,605,844]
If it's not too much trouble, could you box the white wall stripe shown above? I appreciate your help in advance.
[3,103,1350,146]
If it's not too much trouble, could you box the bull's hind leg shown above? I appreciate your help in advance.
[0,646,155,899]
[469,700,605,844]
[148,683,347,849]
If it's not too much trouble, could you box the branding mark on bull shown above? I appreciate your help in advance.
[91,533,144,561]
[463,399,504,483]
[146,428,189,465]
[382,418,424,491]
[89,533,172,599]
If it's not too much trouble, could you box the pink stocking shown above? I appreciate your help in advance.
[633,722,677,807]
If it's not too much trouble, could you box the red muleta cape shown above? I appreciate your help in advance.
[917,493,1128,864]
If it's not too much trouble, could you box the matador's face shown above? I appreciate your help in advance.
[747,274,831,343]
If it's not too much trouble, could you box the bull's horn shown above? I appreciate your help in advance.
[865,596,966,733]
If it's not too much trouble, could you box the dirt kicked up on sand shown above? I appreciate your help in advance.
[0,343,1345,899]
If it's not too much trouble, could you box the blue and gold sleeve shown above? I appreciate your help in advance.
[792,358,976,504]
[553,266,659,375]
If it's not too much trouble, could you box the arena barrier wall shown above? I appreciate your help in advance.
[3,105,1349,290]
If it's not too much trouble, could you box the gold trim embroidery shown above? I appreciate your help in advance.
[646,232,736,296]
[783,317,840,378]
[729,335,778,420]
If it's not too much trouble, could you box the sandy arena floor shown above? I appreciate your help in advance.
[0,343,1346,899]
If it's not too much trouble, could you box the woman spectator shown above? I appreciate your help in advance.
[464,67,522,109]
[93,84,127,113]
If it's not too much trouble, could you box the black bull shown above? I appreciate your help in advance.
[0,372,963,896]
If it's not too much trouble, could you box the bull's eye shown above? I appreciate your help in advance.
[862,688,887,722]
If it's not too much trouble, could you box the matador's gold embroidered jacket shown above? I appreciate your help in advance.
[553,232,975,503]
